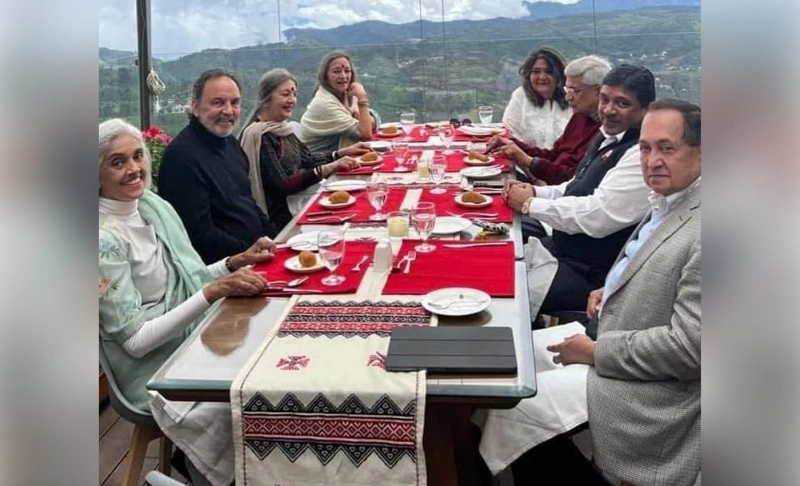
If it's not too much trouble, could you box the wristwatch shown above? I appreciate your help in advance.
[521,196,535,214]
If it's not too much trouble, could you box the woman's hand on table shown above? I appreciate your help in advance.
[230,237,276,269]
[338,142,371,158]
[486,135,510,152]
[203,268,269,303]
[330,157,360,173]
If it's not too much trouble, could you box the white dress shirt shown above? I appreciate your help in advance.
[527,128,651,238]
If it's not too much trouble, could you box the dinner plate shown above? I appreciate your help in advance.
[454,193,493,209]
[460,167,502,179]
[366,141,392,152]
[356,153,383,165]
[421,287,491,317]
[285,231,337,251]
[425,121,451,128]
[432,216,472,235]
[377,130,402,138]
[284,254,326,273]
[463,155,495,166]
[319,195,357,209]
[323,180,368,192]
[459,126,499,137]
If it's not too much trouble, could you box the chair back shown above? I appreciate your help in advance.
[99,340,155,425]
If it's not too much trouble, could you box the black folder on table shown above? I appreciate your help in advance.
[385,326,517,374]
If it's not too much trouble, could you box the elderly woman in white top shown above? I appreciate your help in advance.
[99,118,273,486]
[503,47,572,148]
[300,51,379,153]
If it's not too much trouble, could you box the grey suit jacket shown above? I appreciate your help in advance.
[587,183,701,486]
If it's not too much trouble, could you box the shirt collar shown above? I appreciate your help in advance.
[648,177,701,214]
[599,127,626,144]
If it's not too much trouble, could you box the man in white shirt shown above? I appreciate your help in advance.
[503,65,656,316]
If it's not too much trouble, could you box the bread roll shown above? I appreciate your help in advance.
[329,191,351,204]
[462,191,486,204]
[383,125,398,134]
[361,151,379,162]
[468,150,489,162]
[298,251,317,268]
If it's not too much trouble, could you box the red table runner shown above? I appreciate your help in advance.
[340,150,511,174]
[382,240,515,296]
[373,125,429,143]
[252,242,376,295]
[417,187,514,222]
[296,189,406,224]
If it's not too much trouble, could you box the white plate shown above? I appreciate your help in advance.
[356,153,383,165]
[462,155,495,166]
[454,193,493,208]
[421,287,491,316]
[459,126,499,137]
[460,167,502,179]
[380,122,399,130]
[432,216,472,235]
[366,141,392,152]
[323,180,368,192]
[284,254,326,273]
[319,195,357,209]
[285,232,338,251]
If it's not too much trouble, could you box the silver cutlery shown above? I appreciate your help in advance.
[277,288,323,293]
[403,250,416,274]
[266,276,309,288]
[393,254,410,272]
[351,255,369,272]
[442,242,509,248]
[306,213,356,223]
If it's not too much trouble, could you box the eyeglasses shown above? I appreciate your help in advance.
[563,86,584,96]
[449,118,473,128]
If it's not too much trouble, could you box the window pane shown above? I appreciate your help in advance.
[99,2,141,126]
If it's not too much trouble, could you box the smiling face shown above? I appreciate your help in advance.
[99,134,148,201]
[262,79,297,122]
[598,84,646,136]
[639,109,701,196]
[191,76,241,137]
[326,57,353,96]
[528,58,557,100]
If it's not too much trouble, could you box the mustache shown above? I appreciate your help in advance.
[216,114,237,123]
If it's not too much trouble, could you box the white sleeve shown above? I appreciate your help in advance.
[207,258,230,278]
[527,145,651,238]
[533,179,570,200]
[121,290,211,358]
[502,88,525,138]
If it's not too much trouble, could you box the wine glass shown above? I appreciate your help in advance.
[392,141,409,172]
[478,105,493,125]
[386,210,409,260]
[411,202,436,253]
[400,111,415,141]
[439,125,454,154]
[429,154,447,194]
[367,181,388,221]
[318,230,346,286]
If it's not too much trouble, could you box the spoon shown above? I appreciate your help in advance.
[266,276,308,288]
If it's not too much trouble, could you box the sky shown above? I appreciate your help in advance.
[99,0,577,58]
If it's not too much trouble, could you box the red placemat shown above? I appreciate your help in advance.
[296,189,406,224]
[382,240,515,296]
[417,187,514,222]
[252,241,376,296]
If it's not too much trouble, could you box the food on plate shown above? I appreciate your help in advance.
[328,191,351,204]
[298,251,317,268]
[461,191,487,204]
[361,151,379,162]
[382,125,398,134]
[467,150,489,162]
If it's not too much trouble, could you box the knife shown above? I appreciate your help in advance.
[305,210,336,217]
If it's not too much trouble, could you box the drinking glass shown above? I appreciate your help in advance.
[439,125,455,154]
[318,230,346,286]
[400,112,415,140]
[430,154,447,194]
[478,105,493,125]
[367,181,388,221]
[412,202,437,253]
[392,141,409,172]
[386,210,409,259]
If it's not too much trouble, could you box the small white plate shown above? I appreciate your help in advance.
[323,180,368,192]
[459,126,504,137]
[319,195,357,209]
[432,216,472,235]
[422,287,491,316]
[285,232,338,251]
[356,153,383,165]
[460,167,502,179]
[463,155,495,166]
[366,141,392,152]
[454,193,493,208]
[284,254,326,273]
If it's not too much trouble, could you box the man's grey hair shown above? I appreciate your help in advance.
[98,118,152,189]
[564,55,612,86]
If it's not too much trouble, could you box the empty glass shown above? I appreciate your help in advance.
[318,230,346,286]
[478,105,493,125]
[400,112,415,140]
[430,154,447,194]
[367,181,388,221]
[411,202,436,253]
[392,141,410,172]
[439,125,455,154]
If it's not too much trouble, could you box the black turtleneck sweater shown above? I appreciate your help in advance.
[158,117,279,263]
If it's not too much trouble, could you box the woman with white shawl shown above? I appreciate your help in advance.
[300,51,379,152]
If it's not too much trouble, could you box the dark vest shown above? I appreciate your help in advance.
[550,127,641,287]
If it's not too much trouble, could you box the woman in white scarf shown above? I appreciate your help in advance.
[240,68,369,231]
[300,51,378,153]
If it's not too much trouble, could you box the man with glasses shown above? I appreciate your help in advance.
[488,55,611,185]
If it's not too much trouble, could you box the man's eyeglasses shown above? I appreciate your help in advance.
[563,86,584,96]
[449,118,473,128]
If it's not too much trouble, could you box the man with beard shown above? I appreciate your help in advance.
[159,69,280,264]
[503,65,655,320]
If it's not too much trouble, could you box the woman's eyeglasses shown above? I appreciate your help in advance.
[449,118,473,128]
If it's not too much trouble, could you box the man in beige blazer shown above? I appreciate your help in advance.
[549,98,701,486]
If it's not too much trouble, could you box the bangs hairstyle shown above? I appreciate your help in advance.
[316,51,357,97]
[98,118,152,190]
[647,98,701,147]
[519,47,568,110]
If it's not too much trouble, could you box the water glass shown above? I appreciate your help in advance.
[392,141,410,172]
[318,230,346,286]
[439,125,455,154]
[386,210,409,258]
[478,105,493,125]
[412,202,436,253]
[430,154,447,194]
[367,181,388,221]
[400,112,415,140]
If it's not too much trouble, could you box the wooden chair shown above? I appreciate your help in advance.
[99,342,173,486]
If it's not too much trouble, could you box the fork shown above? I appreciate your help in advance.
[351,255,369,272]
[306,213,356,223]
[403,250,416,274]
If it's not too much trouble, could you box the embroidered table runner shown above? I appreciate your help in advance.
[231,299,430,486]
[383,240,515,296]
[417,187,514,223]
[296,190,406,224]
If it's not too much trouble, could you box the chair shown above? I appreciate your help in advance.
[99,342,173,486]
[144,471,186,486]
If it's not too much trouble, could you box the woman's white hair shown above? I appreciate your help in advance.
[564,55,612,86]
[98,118,152,189]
